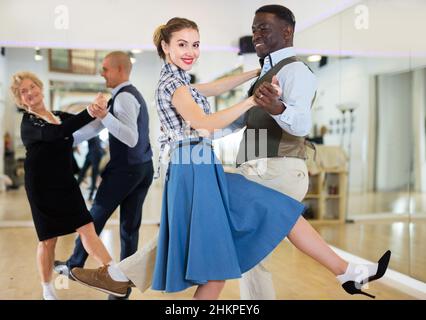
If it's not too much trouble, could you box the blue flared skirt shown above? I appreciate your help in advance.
[151,138,305,292]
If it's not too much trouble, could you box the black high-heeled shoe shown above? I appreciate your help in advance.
[342,281,376,298]
[341,250,392,299]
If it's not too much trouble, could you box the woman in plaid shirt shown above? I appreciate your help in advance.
[150,17,391,300]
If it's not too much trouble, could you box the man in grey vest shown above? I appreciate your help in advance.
[235,5,317,299]
[54,51,154,300]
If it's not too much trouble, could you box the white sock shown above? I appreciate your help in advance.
[107,261,129,282]
[42,282,58,300]
[336,263,378,284]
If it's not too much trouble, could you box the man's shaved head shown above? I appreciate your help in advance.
[105,51,132,75]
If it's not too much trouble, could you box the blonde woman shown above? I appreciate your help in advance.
[10,72,130,299]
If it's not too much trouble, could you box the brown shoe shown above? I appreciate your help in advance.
[70,265,131,298]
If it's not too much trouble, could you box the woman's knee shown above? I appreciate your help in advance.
[77,222,95,235]
[39,237,57,249]
[209,280,225,290]
[76,222,98,241]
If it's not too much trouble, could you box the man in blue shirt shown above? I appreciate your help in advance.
[235,4,317,299]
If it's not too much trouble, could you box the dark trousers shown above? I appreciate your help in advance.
[67,160,154,269]
[77,155,102,195]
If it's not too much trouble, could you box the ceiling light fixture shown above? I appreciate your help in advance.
[307,54,322,62]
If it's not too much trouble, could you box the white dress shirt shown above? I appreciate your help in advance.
[261,47,317,137]
[73,81,141,147]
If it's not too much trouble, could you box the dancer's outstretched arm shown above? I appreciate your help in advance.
[194,69,259,97]
[173,76,281,134]
[172,86,255,134]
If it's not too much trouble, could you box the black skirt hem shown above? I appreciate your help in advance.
[36,217,93,241]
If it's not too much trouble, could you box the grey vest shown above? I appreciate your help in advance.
[236,56,314,165]
[106,85,152,170]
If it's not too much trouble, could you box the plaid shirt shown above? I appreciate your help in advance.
[155,63,211,148]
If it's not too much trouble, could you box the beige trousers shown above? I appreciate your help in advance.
[118,157,308,297]
[237,157,308,300]
[118,233,158,292]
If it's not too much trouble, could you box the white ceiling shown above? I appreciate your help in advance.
[0,0,424,57]
[0,0,360,49]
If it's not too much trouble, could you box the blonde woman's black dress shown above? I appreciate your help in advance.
[21,110,94,241]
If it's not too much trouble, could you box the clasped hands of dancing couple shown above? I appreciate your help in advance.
[11,72,133,300]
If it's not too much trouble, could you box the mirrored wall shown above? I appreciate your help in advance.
[301,0,426,283]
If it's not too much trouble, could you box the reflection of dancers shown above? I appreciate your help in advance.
[10,72,128,300]
[77,135,105,200]
[70,18,391,300]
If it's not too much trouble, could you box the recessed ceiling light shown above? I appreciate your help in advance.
[307,54,322,62]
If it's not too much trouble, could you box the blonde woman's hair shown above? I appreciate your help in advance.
[153,17,199,60]
[10,71,44,110]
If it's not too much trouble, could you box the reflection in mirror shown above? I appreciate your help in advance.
[280,0,424,287]
[409,62,426,283]
[375,70,412,214]
[307,53,426,283]
[49,49,109,74]
[49,80,109,113]
[49,80,111,172]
